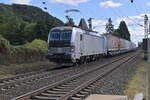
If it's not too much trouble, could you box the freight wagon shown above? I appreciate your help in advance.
[46,26,136,66]
[103,34,136,55]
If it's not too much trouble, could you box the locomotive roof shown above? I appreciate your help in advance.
[51,26,73,31]
[51,26,98,33]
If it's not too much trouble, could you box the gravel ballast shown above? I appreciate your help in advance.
[92,53,142,95]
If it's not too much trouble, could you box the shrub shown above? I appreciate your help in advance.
[0,35,14,54]
[0,37,48,64]
[25,39,48,54]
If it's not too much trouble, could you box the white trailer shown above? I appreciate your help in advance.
[103,34,136,55]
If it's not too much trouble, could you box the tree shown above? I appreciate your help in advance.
[0,16,27,45]
[24,23,37,42]
[105,18,114,34]
[0,3,64,45]
[34,21,48,41]
[113,21,131,41]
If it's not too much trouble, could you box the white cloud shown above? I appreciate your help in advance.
[147,2,150,6]
[129,27,144,46]
[92,19,107,34]
[117,13,150,26]
[93,19,107,27]
[92,14,150,45]
[115,14,150,45]
[116,15,144,27]
[100,1,122,8]
[49,0,88,5]
[11,0,32,4]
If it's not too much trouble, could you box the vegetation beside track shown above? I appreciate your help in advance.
[123,56,148,100]
[0,35,55,78]
[0,61,55,78]
[0,35,48,64]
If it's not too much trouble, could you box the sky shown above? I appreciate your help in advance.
[0,0,150,45]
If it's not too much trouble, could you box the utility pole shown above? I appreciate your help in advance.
[148,38,150,100]
[142,14,150,100]
[149,22,150,34]
[88,18,94,30]
[144,14,150,100]
[144,14,148,39]
[105,18,114,34]
[148,17,150,100]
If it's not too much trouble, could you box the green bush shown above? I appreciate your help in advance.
[0,35,13,53]
[0,36,48,64]
[25,39,48,54]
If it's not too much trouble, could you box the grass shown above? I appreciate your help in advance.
[123,57,148,100]
[0,60,55,78]
[0,74,12,78]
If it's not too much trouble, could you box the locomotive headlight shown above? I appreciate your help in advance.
[71,45,75,52]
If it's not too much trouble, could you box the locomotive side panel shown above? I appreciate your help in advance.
[82,34,103,56]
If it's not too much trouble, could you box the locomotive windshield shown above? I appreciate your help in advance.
[49,29,72,47]
[50,31,60,40]
[61,30,72,40]
[50,30,72,41]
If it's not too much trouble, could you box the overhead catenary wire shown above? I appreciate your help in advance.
[109,0,145,28]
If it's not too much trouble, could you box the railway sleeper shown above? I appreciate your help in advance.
[40,93,63,97]
[61,84,73,87]
[2,81,10,84]
[80,91,89,94]
[83,88,91,92]
[56,86,75,89]
[31,95,60,100]
[77,90,91,96]
[70,96,83,100]
[75,94,86,98]
[46,90,69,94]
[64,82,79,85]
[52,88,71,92]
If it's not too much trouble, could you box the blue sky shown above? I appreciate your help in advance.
[0,0,150,45]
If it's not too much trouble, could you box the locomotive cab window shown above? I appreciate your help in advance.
[61,30,72,41]
[49,30,72,41]
[50,30,60,41]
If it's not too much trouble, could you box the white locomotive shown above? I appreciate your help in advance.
[46,26,136,65]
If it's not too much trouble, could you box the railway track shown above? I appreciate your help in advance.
[0,65,86,91]
[0,53,129,92]
[11,52,138,100]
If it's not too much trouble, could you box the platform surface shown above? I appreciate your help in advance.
[85,94,128,100]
